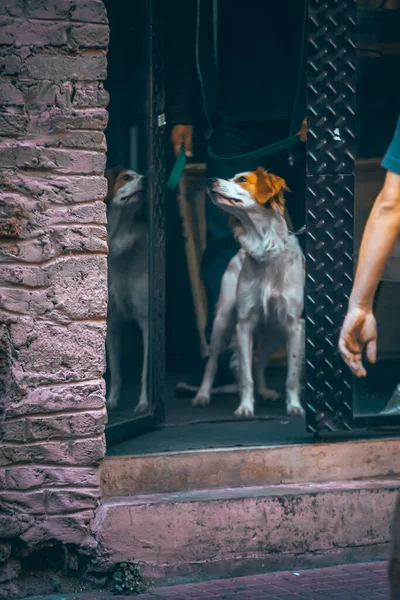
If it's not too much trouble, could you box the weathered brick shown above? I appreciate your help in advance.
[0,55,22,75]
[6,380,105,417]
[0,287,54,317]
[0,114,29,137]
[47,131,107,151]
[0,466,100,490]
[0,265,50,288]
[0,216,23,239]
[0,145,106,174]
[8,320,106,388]
[0,233,56,262]
[70,24,109,48]
[0,438,105,468]
[52,108,108,131]
[0,1,24,17]
[46,489,100,513]
[0,18,69,47]
[0,82,24,106]
[0,256,107,321]
[16,79,58,111]
[2,409,107,442]
[70,0,108,24]
[2,173,107,204]
[20,510,95,546]
[0,514,33,538]
[72,83,109,108]
[0,198,106,231]
[42,200,107,226]
[0,560,21,583]
[0,0,110,561]
[45,255,108,321]
[0,489,99,515]
[0,491,46,514]
[25,0,73,20]
[0,225,107,262]
[69,438,106,465]
[54,224,107,252]
[1,420,26,443]
[25,54,107,81]
[0,544,11,563]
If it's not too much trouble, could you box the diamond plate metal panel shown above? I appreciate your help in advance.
[148,0,166,421]
[307,0,356,176]
[306,0,356,433]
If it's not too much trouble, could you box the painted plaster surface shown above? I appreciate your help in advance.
[0,0,109,592]
[94,479,400,581]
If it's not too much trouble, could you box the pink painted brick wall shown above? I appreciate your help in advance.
[0,0,109,593]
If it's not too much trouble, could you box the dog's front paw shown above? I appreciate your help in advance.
[106,389,119,410]
[258,388,281,401]
[234,402,254,417]
[134,396,149,415]
[287,401,305,418]
[192,393,211,407]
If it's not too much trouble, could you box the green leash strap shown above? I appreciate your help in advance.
[207,132,301,163]
[166,147,188,190]
[166,133,301,190]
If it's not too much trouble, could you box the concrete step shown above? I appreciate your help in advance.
[93,477,400,585]
[101,438,400,497]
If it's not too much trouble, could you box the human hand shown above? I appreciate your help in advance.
[170,124,193,157]
[299,118,307,143]
[338,306,377,377]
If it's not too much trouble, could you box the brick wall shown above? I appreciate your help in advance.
[0,0,109,594]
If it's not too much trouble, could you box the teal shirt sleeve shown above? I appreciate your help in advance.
[382,115,400,175]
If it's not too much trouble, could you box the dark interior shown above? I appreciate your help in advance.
[103,0,400,456]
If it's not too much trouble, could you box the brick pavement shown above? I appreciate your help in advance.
[37,561,389,600]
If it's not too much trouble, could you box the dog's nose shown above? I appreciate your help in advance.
[207,177,218,185]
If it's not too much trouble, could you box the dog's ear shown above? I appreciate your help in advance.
[104,165,124,202]
[255,167,289,215]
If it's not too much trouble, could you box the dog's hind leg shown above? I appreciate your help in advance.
[134,317,149,415]
[285,321,305,417]
[254,338,281,402]
[106,311,122,410]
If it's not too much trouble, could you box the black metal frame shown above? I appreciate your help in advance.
[305,0,400,434]
[105,0,165,445]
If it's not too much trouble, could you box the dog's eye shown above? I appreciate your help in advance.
[236,176,247,183]
[122,174,133,181]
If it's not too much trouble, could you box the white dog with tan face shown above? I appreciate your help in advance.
[105,167,149,415]
[193,167,305,418]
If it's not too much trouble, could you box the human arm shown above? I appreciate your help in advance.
[167,0,199,157]
[339,170,400,376]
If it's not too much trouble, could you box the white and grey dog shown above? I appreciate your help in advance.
[105,167,149,415]
[193,167,305,418]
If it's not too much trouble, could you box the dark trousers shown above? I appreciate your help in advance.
[201,118,306,341]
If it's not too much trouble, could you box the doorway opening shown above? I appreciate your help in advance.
[103,0,400,459]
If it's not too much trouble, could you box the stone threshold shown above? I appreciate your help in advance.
[101,437,400,497]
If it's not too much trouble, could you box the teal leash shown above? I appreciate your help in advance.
[166,133,301,190]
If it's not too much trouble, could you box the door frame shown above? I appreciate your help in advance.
[105,0,166,445]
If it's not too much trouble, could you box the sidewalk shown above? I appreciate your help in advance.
[27,561,389,600]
